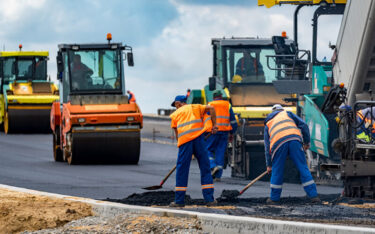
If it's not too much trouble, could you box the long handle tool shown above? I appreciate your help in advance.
[143,165,177,190]
[239,170,268,195]
[221,170,268,199]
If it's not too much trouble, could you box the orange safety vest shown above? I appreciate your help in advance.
[357,110,375,133]
[266,111,302,157]
[170,104,211,147]
[208,100,232,131]
[129,92,136,103]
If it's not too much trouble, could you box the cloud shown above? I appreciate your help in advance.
[0,0,341,113]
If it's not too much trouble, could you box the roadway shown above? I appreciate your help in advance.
[0,118,342,200]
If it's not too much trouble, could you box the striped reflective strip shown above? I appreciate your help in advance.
[177,119,202,129]
[269,119,295,135]
[302,180,315,187]
[270,184,282,189]
[217,115,230,119]
[178,127,203,137]
[175,187,187,191]
[209,157,214,160]
[270,126,300,142]
[202,184,214,189]
[217,123,230,126]
[230,120,237,124]
[204,117,211,124]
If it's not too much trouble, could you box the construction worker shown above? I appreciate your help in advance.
[71,54,93,90]
[186,89,191,98]
[264,104,319,204]
[356,107,375,142]
[235,51,264,82]
[206,90,237,181]
[127,90,136,103]
[169,95,218,207]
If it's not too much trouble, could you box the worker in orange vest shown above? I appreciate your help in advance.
[169,95,218,207]
[206,90,237,181]
[186,89,191,98]
[127,90,136,103]
[264,104,319,204]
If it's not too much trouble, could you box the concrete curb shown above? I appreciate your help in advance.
[1,184,374,234]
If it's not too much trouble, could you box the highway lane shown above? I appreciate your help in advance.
[0,121,342,200]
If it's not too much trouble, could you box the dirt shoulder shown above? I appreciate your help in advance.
[0,188,93,234]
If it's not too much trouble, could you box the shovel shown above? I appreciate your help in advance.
[221,170,268,199]
[143,133,214,191]
[143,165,177,190]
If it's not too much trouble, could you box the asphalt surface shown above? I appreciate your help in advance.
[0,118,342,200]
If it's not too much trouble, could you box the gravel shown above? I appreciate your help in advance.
[23,211,205,234]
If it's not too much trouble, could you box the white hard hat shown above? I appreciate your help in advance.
[272,104,284,112]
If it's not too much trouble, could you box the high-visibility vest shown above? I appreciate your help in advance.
[208,100,232,131]
[357,110,375,133]
[170,104,211,147]
[129,92,136,103]
[266,111,302,158]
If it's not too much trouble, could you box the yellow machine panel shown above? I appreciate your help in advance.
[258,0,346,8]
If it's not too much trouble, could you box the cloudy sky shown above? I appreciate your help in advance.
[0,0,342,113]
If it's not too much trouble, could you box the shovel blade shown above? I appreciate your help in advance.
[142,185,163,190]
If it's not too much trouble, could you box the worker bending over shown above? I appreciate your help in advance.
[356,106,375,142]
[206,90,237,181]
[127,90,136,103]
[169,95,218,207]
[264,104,319,204]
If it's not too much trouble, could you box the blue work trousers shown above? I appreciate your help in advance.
[206,132,229,178]
[270,140,318,201]
[175,134,214,204]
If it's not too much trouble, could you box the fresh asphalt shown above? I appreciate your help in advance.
[0,119,342,200]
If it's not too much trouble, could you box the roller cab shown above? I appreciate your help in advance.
[51,38,142,164]
[0,50,59,133]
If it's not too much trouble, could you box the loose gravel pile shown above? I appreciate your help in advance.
[25,212,203,234]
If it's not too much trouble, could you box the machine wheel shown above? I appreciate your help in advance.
[4,111,9,134]
[66,148,78,165]
[53,128,64,162]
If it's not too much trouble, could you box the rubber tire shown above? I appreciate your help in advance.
[53,131,64,162]
[66,148,78,165]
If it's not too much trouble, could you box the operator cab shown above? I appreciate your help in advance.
[0,52,48,94]
[57,43,134,104]
[210,37,305,107]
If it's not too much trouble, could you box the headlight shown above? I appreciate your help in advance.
[78,118,86,123]
[127,116,135,121]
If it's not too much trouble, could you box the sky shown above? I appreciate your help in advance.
[0,0,342,113]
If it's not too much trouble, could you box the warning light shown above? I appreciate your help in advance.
[19,44,22,51]
[281,31,287,38]
[339,83,345,88]
[107,33,112,43]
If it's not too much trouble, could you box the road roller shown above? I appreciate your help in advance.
[0,47,59,133]
[50,34,143,164]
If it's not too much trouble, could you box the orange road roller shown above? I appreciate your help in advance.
[50,35,142,164]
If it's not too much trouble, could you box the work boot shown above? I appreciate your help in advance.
[310,196,321,204]
[169,202,185,208]
[266,198,280,205]
[206,200,218,207]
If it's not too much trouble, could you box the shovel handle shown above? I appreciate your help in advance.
[160,165,177,186]
[239,170,268,195]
